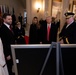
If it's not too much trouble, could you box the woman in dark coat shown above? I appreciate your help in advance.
[14,22,26,44]
[29,17,42,44]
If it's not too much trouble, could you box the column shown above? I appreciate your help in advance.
[26,0,31,37]
[26,0,31,25]
[70,0,74,12]
[44,0,48,18]
[48,0,53,16]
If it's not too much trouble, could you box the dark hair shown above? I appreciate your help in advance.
[2,13,11,19]
[33,16,38,19]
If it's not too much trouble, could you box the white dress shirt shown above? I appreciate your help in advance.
[47,23,51,29]
[4,22,10,29]
[66,21,74,28]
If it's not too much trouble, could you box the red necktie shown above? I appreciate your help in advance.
[47,25,50,41]
[10,25,12,32]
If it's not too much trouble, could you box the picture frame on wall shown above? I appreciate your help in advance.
[52,1,61,17]
[73,5,76,14]
[72,1,76,14]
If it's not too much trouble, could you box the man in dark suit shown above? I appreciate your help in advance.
[59,12,76,44]
[0,13,15,75]
[41,16,57,44]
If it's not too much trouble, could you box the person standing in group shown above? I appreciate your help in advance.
[0,38,9,75]
[0,13,15,75]
[41,16,57,44]
[14,22,26,44]
[59,12,76,75]
[29,17,42,44]
[59,12,76,44]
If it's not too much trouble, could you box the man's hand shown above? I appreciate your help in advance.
[6,55,11,60]
[40,42,42,44]
[60,39,64,44]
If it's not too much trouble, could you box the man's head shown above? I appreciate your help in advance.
[46,16,52,24]
[2,13,12,25]
[64,12,74,24]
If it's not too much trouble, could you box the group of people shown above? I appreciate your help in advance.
[29,11,76,44]
[0,11,76,75]
[12,13,23,30]
[29,16,59,44]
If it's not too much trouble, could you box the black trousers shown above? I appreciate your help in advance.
[6,59,14,75]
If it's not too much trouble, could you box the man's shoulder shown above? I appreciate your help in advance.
[0,24,6,28]
[1,24,8,29]
[0,24,8,33]
[70,22,76,27]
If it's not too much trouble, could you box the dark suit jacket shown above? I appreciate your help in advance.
[14,27,25,44]
[59,22,76,44]
[41,22,57,44]
[0,24,15,60]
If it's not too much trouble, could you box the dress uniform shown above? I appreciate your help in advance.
[59,12,76,44]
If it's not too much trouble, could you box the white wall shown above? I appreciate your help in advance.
[0,0,25,20]
[26,0,45,25]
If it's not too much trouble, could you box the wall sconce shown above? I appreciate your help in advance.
[35,2,41,13]
[37,8,40,13]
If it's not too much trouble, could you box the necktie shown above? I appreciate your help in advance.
[47,25,50,41]
[9,25,12,32]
